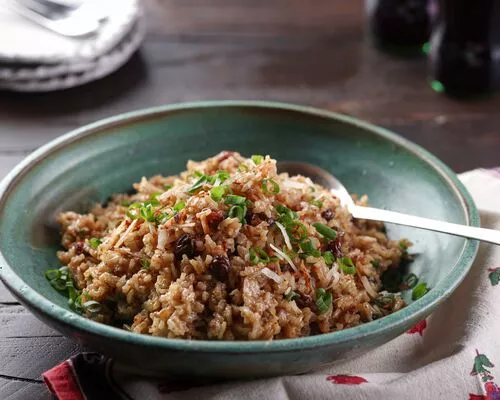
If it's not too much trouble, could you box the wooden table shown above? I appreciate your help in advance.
[1,1,499,398]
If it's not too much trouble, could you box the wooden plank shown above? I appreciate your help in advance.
[0,305,61,338]
[0,283,17,304]
[0,336,82,380]
[0,378,46,400]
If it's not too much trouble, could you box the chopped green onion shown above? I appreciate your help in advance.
[89,237,101,249]
[275,205,297,222]
[252,155,264,165]
[82,300,102,314]
[338,257,356,274]
[145,193,160,207]
[141,258,151,270]
[213,170,230,183]
[163,184,173,190]
[315,288,332,313]
[194,170,204,178]
[120,200,131,207]
[374,295,395,307]
[140,203,157,222]
[228,205,247,223]
[313,223,337,241]
[45,269,60,281]
[404,273,419,289]
[399,240,409,251]
[262,178,280,195]
[284,290,299,301]
[210,186,226,202]
[412,282,429,300]
[299,239,321,257]
[126,202,142,219]
[157,212,170,224]
[286,221,308,243]
[187,175,208,194]
[310,199,323,208]
[371,259,380,269]
[173,201,185,212]
[238,163,250,172]
[225,195,247,205]
[249,247,270,265]
[322,251,335,266]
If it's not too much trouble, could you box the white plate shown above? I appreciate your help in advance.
[0,17,145,92]
[0,0,139,64]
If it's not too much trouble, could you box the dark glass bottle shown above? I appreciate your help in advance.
[429,0,500,97]
[366,0,432,53]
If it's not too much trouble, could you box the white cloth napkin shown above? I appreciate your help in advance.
[43,168,500,400]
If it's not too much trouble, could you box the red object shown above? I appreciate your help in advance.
[326,375,368,385]
[43,361,85,400]
[469,395,486,400]
[407,319,427,336]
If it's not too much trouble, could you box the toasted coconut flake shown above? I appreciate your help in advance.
[261,267,282,284]
[274,221,292,251]
[360,275,378,298]
[270,243,297,272]
[114,219,138,248]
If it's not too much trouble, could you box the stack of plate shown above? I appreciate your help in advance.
[0,0,144,91]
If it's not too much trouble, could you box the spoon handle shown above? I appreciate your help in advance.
[352,206,499,245]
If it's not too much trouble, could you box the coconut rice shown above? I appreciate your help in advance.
[54,151,409,340]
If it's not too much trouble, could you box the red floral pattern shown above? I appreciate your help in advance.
[326,375,368,385]
[407,319,427,336]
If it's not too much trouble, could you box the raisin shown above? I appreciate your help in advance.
[174,234,196,260]
[295,293,315,310]
[327,238,343,258]
[206,209,224,230]
[321,209,334,221]
[209,255,230,282]
[74,242,84,255]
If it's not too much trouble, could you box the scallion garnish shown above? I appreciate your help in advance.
[45,266,86,313]
[322,251,335,266]
[210,186,226,202]
[188,175,208,194]
[284,290,299,301]
[315,288,332,313]
[144,193,160,207]
[371,259,380,269]
[89,238,101,249]
[412,282,429,300]
[164,184,173,190]
[173,201,185,212]
[275,204,297,222]
[82,300,102,314]
[225,195,247,205]
[286,220,308,243]
[228,205,247,223]
[313,223,337,241]
[249,247,271,265]
[404,273,419,289]
[262,178,280,195]
[141,258,151,270]
[252,155,264,165]
[374,295,395,308]
[338,257,356,274]
[310,199,323,208]
[299,239,321,257]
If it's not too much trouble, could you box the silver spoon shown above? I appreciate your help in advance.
[278,161,500,245]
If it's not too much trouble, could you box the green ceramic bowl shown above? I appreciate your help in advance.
[0,101,479,378]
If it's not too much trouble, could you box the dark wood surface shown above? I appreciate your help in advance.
[0,1,499,398]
